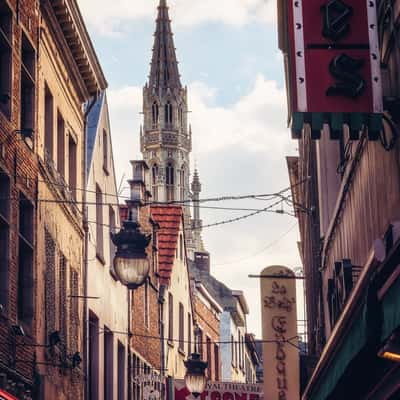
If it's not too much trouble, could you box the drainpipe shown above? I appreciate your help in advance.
[83,94,98,400]
[158,285,166,400]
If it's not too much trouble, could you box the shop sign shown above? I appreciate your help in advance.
[133,374,164,400]
[283,0,383,138]
[0,389,18,400]
[173,379,263,400]
[260,266,299,400]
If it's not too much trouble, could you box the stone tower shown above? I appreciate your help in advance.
[191,169,205,252]
[141,0,195,256]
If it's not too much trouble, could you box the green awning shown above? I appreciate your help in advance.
[310,303,368,400]
[381,274,400,341]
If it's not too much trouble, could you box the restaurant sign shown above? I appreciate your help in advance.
[173,379,263,400]
[260,266,299,400]
[281,0,383,140]
[134,374,164,400]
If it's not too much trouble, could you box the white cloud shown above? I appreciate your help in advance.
[107,76,300,337]
[78,0,276,35]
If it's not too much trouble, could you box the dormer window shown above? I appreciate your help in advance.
[165,102,173,126]
[152,101,159,128]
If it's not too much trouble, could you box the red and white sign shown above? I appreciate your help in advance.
[0,389,18,400]
[287,0,382,113]
[173,380,263,400]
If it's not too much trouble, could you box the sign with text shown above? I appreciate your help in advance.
[173,379,263,400]
[260,266,299,400]
[287,0,382,114]
[134,374,164,400]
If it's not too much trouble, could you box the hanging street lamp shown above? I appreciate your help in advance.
[111,218,151,290]
[184,353,208,398]
[184,326,208,398]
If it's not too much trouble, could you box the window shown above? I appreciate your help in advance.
[179,168,185,201]
[0,171,10,310]
[168,293,174,342]
[152,102,159,128]
[179,303,184,352]
[69,268,79,350]
[89,312,100,400]
[96,185,104,262]
[152,164,158,201]
[179,107,184,127]
[104,326,114,400]
[198,329,204,359]
[103,129,108,173]
[165,101,173,125]
[214,344,220,381]
[231,335,235,366]
[44,229,56,339]
[144,281,150,329]
[20,34,35,134]
[44,84,54,159]
[187,313,192,356]
[166,163,174,201]
[118,342,125,400]
[133,354,141,400]
[206,337,212,378]
[109,206,116,273]
[68,134,77,199]
[179,234,184,261]
[0,1,12,119]
[18,193,34,325]
[238,332,242,368]
[57,111,65,177]
[59,254,67,343]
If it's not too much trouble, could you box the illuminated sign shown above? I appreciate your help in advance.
[283,0,382,139]
[173,379,263,400]
[260,266,299,400]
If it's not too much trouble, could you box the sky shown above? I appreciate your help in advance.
[78,0,302,338]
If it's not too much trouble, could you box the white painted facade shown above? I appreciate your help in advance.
[220,293,249,383]
[86,93,129,400]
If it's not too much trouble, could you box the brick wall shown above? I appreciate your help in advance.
[194,294,221,381]
[0,0,39,398]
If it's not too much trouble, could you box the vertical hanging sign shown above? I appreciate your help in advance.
[284,0,383,139]
[260,266,299,400]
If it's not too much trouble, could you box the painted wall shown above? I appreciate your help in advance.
[86,94,129,400]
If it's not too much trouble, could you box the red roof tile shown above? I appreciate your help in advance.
[151,206,183,285]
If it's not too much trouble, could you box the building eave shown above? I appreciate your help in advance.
[47,0,107,97]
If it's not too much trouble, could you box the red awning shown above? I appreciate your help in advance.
[0,389,18,400]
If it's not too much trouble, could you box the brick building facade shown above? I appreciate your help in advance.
[0,0,40,398]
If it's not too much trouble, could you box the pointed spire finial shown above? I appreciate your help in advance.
[149,0,181,91]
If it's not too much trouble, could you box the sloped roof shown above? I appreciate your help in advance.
[86,91,105,177]
[151,206,183,285]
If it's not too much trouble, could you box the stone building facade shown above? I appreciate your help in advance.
[35,1,106,399]
[0,0,39,397]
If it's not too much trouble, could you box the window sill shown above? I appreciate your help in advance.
[96,253,106,265]
[103,165,110,176]
[167,340,174,348]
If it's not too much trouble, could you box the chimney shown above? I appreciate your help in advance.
[194,251,210,275]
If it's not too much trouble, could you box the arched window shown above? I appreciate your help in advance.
[166,162,174,201]
[179,167,185,201]
[152,102,159,128]
[152,164,158,201]
[179,107,184,127]
[165,102,173,125]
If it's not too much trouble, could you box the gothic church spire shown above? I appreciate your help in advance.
[149,0,181,91]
